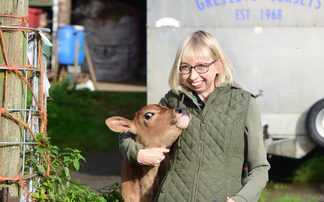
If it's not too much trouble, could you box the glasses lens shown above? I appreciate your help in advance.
[195,64,208,73]
[180,65,190,74]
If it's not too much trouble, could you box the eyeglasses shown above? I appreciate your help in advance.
[179,60,217,75]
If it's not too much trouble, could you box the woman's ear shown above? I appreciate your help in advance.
[218,58,224,66]
[216,58,225,72]
[215,58,226,86]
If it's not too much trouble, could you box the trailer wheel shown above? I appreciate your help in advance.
[306,99,324,148]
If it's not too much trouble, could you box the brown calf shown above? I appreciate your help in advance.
[106,104,190,202]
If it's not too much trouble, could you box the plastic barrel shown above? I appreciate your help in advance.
[57,25,85,65]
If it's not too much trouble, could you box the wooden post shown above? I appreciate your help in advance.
[84,41,98,89]
[59,0,71,26]
[73,39,79,82]
[0,0,28,200]
[53,38,59,82]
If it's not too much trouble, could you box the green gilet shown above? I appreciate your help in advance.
[156,83,251,202]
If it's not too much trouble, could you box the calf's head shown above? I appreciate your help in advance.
[106,104,190,148]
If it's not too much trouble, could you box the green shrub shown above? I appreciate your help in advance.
[291,152,324,182]
[97,182,121,202]
[27,133,106,201]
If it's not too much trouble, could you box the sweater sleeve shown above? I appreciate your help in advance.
[118,131,146,165]
[118,96,170,165]
[231,97,270,202]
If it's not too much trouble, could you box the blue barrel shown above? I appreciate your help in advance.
[57,25,85,65]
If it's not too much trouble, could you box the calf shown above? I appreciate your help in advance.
[106,104,190,202]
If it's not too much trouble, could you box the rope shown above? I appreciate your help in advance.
[0,14,48,201]
[0,14,28,27]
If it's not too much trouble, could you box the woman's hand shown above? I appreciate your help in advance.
[226,198,236,202]
[137,148,170,166]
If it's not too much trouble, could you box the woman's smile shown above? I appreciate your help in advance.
[191,80,204,87]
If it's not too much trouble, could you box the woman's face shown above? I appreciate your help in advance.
[180,53,223,97]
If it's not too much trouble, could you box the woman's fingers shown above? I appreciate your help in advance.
[137,148,170,166]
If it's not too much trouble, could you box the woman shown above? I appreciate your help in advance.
[119,30,270,202]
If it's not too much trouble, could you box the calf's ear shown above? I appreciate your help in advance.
[105,117,133,133]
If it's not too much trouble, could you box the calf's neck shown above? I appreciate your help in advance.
[106,104,190,202]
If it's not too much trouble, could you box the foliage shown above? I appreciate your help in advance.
[290,152,324,182]
[27,133,106,201]
[24,78,131,201]
[273,183,288,190]
[47,79,146,153]
[258,188,268,202]
[96,182,121,202]
[268,148,324,183]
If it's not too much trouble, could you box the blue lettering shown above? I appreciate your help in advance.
[240,9,245,20]
[237,0,242,2]
[278,0,283,2]
[316,0,321,8]
[223,0,226,4]
[309,0,313,6]
[285,0,291,2]
[206,0,213,7]
[196,0,205,10]
[235,9,240,20]
[230,0,235,2]
[214,0,221,6]
[278,9,283,19]
[300,0,306,5]
[235,9,250,20]
[293,0,299,4]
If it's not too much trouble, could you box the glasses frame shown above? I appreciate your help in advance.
[179,59,218,75]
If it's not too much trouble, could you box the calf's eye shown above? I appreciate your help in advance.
[144,112,154,120]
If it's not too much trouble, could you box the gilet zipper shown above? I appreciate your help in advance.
[191,88,222,202]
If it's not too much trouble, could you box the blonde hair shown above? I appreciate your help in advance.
[169,30,234,93]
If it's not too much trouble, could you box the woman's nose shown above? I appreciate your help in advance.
[189,68,199,80]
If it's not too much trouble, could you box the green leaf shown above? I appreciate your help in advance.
[36,164,45,174]
[34,192,39,198]
[35,147,45,156]
[41,188,45,195]
[64,156,71,163]
[30,156,39,164]
[35,133,44,140]
[73,159,80,171]
[49,145,60,156]
[77,153,86,162]
[63,167,70,178]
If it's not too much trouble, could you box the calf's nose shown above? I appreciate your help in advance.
[175,108,189,116]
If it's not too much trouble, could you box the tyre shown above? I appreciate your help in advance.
[306,98,324,148]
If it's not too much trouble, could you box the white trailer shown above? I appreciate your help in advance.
[147,0,324,159]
